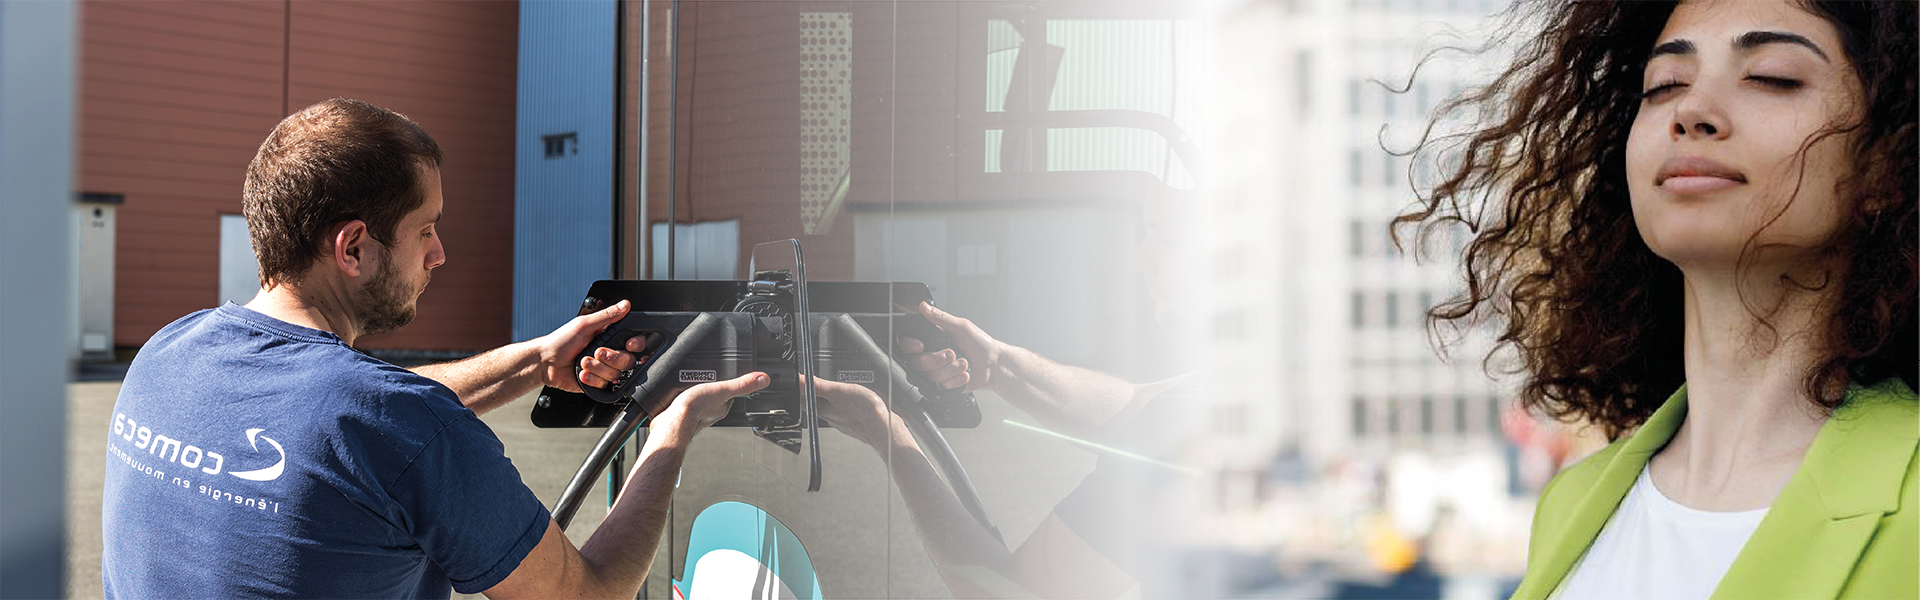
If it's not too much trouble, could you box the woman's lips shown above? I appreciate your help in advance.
[1656,156,1747,194]
[1660,175,1745,194]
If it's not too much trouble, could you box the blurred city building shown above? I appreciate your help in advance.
[1195,0,1529,594]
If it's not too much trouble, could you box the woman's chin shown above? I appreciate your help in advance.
[1641,236,1749,271]
[1644,236,1835,277]
[1635,216,1755,264]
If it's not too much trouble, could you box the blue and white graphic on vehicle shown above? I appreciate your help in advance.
[675,501,821,600]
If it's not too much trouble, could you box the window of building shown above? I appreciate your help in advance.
[1350,290,1366,328]
[1214,404,1249,435]
[1212,308,1246,340]
[1215,246,1246,280]
[1349,148,1365,188]
[1351,396,1368,437]
[1294,50,1313,116]
[955,243,997,277]
[1385,398,1401,435]
[650,219,741,280]
[1454,393,1470,434]
[1005,19,1203,190]
[1385,290,1400,328]
[1419,395,1434,435]
[542,132,578,158]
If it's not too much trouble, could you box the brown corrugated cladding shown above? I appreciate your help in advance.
[83,0,517,353]
[885,3,960,207]
[82,0,285,347]
[287,1,518,351]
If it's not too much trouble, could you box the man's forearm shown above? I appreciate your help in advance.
[986,344,1147,439]
[412,341,542,415]
[573,425,692,598]
[880,424,1019,596]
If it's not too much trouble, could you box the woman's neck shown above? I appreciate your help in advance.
[1651,267,1833,511]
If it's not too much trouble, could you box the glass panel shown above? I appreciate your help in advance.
[216,214,258,307]
[592,3,1211,598]
[650,220,741,280]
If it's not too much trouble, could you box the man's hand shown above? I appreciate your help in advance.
[651,372,770,438]
[534,300,650,393]
[486,371,769,600]
[899,302,1001,393]
[809,376,899,449]
[903,302,1163,441]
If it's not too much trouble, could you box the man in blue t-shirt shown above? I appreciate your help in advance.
[810,185,1198,596]
[101,98,767,599]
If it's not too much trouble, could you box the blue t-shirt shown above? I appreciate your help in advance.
[101,304,550,598]
[1052,373,1198,580]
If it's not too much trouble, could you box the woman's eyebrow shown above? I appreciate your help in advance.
[1650,38,1695,59]
[1736,30,1829,62]
[1648,31,1830,64]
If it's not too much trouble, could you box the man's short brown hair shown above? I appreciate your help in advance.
[243,98,443,287]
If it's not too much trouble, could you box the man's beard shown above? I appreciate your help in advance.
[354,250,418,338]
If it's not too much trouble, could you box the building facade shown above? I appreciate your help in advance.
[1197,0,1529,580]
[79,0,519,354]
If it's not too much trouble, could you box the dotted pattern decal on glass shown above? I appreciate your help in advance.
[800,12,852,235]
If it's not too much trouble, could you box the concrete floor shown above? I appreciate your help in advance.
[65,376,1092,598]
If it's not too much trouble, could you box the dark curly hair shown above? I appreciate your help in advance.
[1393,0,1916,438]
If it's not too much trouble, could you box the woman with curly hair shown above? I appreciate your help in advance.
[1396,1,1915,598]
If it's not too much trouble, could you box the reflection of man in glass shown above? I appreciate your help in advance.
[815,198,1199,598]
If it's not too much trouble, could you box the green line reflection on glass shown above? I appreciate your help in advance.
[1006,419,1198,475]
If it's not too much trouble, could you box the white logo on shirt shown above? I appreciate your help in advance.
[227,429,285,482]
[112,414,288,482]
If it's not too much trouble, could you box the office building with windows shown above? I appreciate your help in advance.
[1195,0,1529,576]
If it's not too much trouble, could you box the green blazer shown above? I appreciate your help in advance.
[1511,378,1919,600]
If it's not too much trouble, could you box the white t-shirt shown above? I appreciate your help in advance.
[1551,465,1769,600]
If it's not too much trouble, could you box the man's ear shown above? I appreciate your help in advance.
[330,220,371,278]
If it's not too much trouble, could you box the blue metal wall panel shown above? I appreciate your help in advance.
[514,0,617,342]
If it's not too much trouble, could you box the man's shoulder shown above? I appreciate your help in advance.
[129,306,466,430]
[267,353,468,436]
[314,358,461,409]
